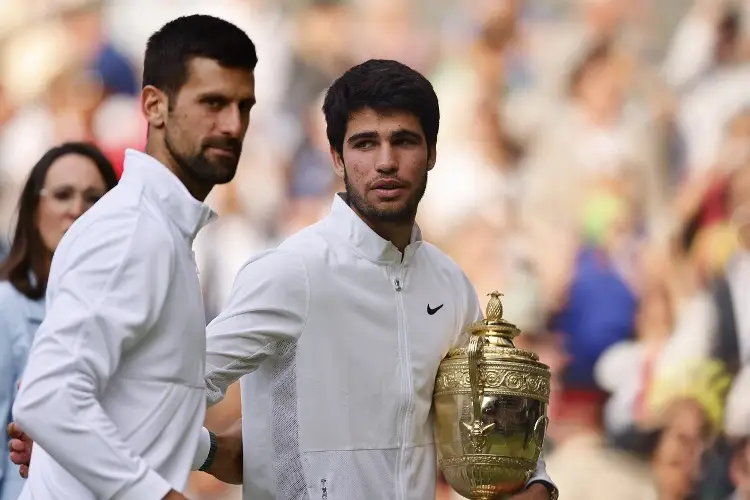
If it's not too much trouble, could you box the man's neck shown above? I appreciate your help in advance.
[366,218,413,255]
[348,202,414,254]
[377,222,412,255]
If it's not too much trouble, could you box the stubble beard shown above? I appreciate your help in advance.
[164,128,237,186]
[343,167,427,224]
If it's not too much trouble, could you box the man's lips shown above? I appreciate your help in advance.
[207,146,237,157]
[371,179,407,190]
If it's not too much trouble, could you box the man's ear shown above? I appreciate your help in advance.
[331,146,345,179]
[141,85,168,129]
[427,145,437,171]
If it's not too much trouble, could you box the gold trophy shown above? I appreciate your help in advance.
[433,291,551,499]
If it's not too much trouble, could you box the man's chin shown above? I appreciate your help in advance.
[370,203,415,223]
[210,171,237,185]
[202,160,238,185]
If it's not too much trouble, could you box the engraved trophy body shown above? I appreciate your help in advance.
[433,292,551,499]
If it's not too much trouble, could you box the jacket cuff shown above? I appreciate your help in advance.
[191,427,212,470]
[527,479,558,500]
[113,468,172,500]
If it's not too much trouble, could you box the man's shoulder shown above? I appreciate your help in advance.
[235,246,310,285]
[56,200,176,269]
[269,221,335,270]
[62,182,148,239]
[418,241,467,280]
[277,220,329,252]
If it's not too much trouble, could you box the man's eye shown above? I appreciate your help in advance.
[204,98,224,109]
[355,141,375,149]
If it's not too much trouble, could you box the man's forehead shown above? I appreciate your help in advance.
[346,108,423,135]
[183,57,255,92]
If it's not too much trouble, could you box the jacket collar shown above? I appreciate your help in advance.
[121,149,217,242]
[324,193,422,264]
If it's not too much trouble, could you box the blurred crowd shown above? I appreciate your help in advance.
[2,0,750,499]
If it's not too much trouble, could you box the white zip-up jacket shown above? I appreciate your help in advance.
[13,150,215,500]
[204,194,554,500]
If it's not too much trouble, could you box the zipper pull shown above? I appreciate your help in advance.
[394,278,402,291]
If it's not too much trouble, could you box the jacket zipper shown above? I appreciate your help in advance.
[392,263,411,500]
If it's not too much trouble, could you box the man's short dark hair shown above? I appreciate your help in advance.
[322,59,440,157]
[143,15,257,98]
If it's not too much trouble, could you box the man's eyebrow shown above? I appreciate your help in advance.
[197,91,229,101]
[390,129,423,141]
[346,129,424,144]
[347,131,378,144]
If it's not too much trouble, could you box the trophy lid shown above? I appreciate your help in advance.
[467,291,521,344]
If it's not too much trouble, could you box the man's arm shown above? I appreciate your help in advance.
[203,249,310,407]
[192,249,309,472]
[195,419,243,484]
[12,214,181,500]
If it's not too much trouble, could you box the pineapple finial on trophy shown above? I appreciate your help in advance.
[485,291,504,322]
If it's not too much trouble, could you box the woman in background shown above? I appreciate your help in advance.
[0,142,117,500]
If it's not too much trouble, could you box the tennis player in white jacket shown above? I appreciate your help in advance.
[9,15,257,500]
[194,60,558,500]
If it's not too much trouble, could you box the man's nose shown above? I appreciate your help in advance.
[375,144,398,173]
[218,105,243,138]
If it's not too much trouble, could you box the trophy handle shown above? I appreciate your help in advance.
[467,334,484,423]
[462,334,495,453]
[532,415,549,456]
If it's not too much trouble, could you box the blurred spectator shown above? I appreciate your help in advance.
[0,142,117,500]
[651,399,715,500]
[674,1,750,172]
[595,279,675,449]
[544,373,657,500]
[351,0,436,74]
[725,366,750,500]
[549,179,645,410]
[281,0,351,124]
[284,93,336,206]
[729,438,750,500]
[522,38,666,240]
[705,163,750,376]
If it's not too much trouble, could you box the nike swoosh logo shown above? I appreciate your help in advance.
[427,304,444,315]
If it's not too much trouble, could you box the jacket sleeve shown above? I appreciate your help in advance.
[527,457,555,493]
[457,274,557,494]
[12,214,174,500]
[204,249,310,407]
[0,304,17,494]
[0,307,27,500]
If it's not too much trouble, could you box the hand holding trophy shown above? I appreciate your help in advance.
[433,292,551,499]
